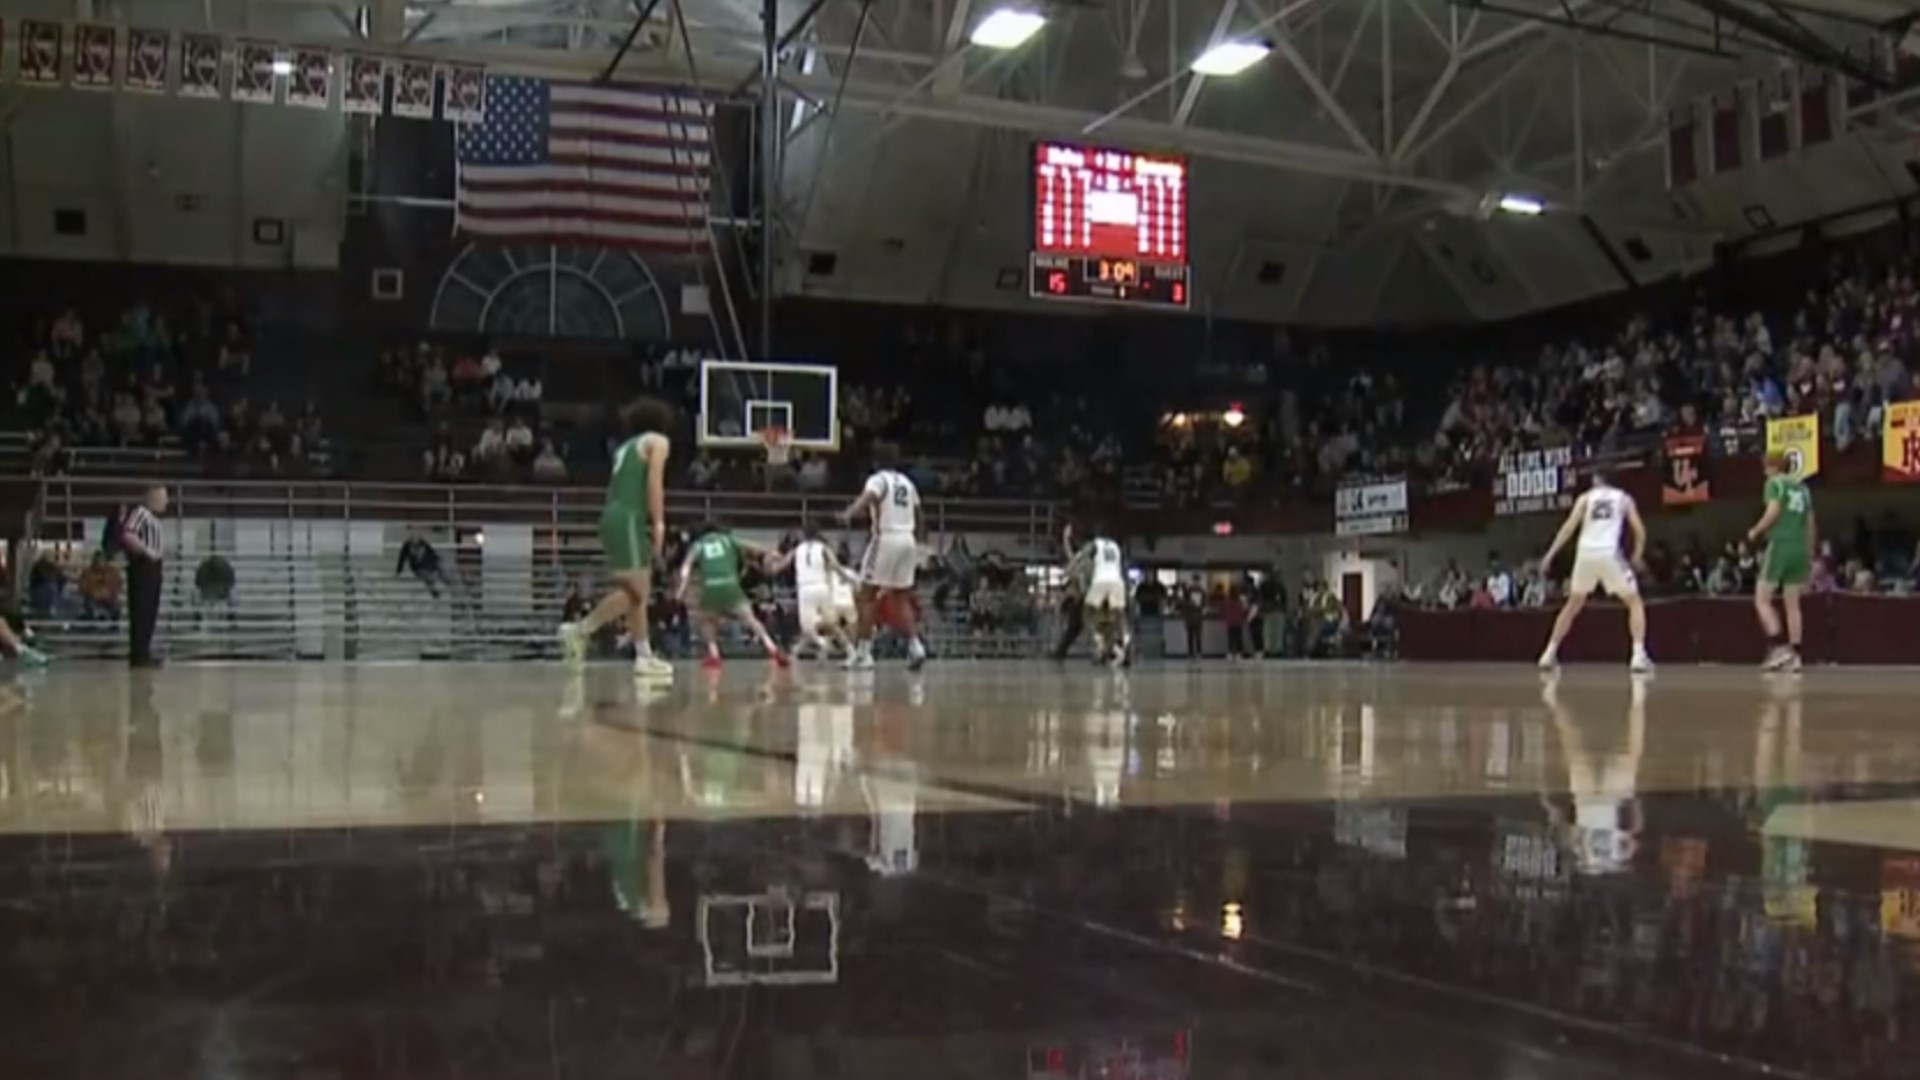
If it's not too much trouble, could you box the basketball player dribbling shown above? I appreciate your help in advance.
[1535,471,1654,672]
[841,442,927,671]
[674,521,789,671]
[767,519,858,659]
[561,397,676,679]
[1065,524,1130,667]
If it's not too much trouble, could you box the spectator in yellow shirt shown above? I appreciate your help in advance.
[1222,446,1254,489]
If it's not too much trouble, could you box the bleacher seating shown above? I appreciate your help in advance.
[22,476,1061,662]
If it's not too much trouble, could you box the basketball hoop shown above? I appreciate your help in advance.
[760,425,791,467]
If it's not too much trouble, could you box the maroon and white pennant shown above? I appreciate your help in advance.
[442,64,486,123]
[178,33,223,98]
[392,59,436,119]
[18,20,63,86]
[71,24,116,90]
[232,41,279,104]
[287,48,331,108]
[124,28,169,92]
[342,54,387,115]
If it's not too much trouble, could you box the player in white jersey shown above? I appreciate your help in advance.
[767,520,858,659]
[1535,472,1653,671]
[841,442,927,671]
[1065,526,1131,666]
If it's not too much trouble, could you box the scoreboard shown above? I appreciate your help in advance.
[1030,141,1190,309]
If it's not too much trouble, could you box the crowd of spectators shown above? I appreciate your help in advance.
[26,549,123,621]
[10,298,327,477]
[16,229,1920,518]
[379,342,560,483]
[1406,510,1920,612]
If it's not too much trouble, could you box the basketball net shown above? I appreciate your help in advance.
[760,425,791,467]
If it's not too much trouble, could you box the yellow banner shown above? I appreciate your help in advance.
[1884,400,1920,483]
[1766,414,1820,478]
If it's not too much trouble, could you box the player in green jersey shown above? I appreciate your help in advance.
[1745,451,1818,672]
[560,397,677,679]
[674,521,789,671]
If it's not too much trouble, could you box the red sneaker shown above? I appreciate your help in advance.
[770,649,791,669]
[701,654,723,671]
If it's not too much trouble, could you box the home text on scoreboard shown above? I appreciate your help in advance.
[1494,446,1577,516]
[1030,141,1190,310]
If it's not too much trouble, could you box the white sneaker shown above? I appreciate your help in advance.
[844,648,875,670]
[633,653,674,680]
[1762,645,1794,671]
[1630,652,1654,673]
[1537,652,1558,670]
[559,623,587,667]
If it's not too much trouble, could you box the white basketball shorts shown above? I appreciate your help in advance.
[1568,552,1638,598]
[861,533,918,591]
[797,586,832,632]
[1084,579,1127,613]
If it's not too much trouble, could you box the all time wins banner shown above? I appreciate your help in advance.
[5,18,485,122]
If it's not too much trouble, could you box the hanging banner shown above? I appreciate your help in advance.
[1765,414,1821,478]
[1883,400,1920,482]
[443,64,486,123]
[392,59,436,119]
[232,41,279,104]
[124,28,169,92]
[1882,855,1920,941]
[71,24,116,90]
[1661,435,1711,505]
[342,54,387,114]
[1334,478,1409,536]
[287,48,332,109]
[19,20,63,85]
[1494,446,1577,516]
[178,33,223,98]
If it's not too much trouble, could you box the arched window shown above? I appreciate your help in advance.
[430,243,671,340]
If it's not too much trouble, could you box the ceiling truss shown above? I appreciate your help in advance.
[146,0,1920,236]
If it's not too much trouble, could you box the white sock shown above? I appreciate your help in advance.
[633,639,654,659]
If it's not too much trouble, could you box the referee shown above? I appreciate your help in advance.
[118,485,168,668]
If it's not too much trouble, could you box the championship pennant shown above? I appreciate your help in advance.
[125,29,169,92]
[443,64,486,123]
[233,41,279,104]
[179,33,223,98]
[342,55,387,114]
[71,24,116,90]
[287,49,331,109]
[1661,435,1711,505]
[392,59,436,118]
[19,20,63,85]
[1882,400,1920,483]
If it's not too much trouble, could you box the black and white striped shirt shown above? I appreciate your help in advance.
[123,505,164,561]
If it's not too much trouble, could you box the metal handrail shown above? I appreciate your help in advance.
[31,474,1063,543]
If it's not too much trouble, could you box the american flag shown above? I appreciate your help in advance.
[456,75,713,252]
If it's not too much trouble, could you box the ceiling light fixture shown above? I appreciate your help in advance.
[1191,40,1270,77]
[1496,194,1545,216]
[970,8,1046,50]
